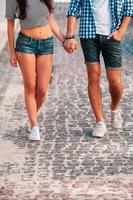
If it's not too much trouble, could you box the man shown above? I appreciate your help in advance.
[64,0,133,137]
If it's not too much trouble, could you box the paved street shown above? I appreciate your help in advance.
[0,3,133,200]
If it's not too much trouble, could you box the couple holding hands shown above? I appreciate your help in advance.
[6,0,133,140]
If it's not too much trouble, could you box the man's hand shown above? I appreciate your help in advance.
[107,30,125,41]
[63,38,78,53]
[10,52,18,67]
[107,16,131,41]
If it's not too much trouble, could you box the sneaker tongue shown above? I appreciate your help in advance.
[32,126,39,129]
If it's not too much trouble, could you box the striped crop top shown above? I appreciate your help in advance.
[5,0,54,29]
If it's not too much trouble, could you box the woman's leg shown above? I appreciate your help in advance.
[36,54,53,112]
[16,53,38,127]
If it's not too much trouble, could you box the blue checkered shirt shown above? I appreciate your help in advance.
[67,0,133,38]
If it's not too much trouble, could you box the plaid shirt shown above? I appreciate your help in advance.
[67,0,133,38]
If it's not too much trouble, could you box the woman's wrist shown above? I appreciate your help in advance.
[62,39,65,46]
[60,35,65,45]
[9,47,15,54]
[10,50,15,55]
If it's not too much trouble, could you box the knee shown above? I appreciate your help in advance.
[25,83,36,94]
[37,88,47,98]
[108,79,124,95]
[88,75,100,85]
[108,78,123,88]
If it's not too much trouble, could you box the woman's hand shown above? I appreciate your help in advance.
[10,52,18,67]
[63,39,78,53]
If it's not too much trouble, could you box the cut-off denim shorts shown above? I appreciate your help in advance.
[80,34,122,70]
[15,32,54,55]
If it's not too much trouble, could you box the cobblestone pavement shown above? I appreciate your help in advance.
[0,3,133,200]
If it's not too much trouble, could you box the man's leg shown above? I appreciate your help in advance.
[106,69,124,111]
[86,63,107,137]
[102,38,123,128]
[106,69,124,129]
[80,37,107,137]
[86,63,104,122]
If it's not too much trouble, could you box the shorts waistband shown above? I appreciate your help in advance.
[18,32,53,42]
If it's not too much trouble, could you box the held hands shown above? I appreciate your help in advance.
[10,52,18,67]
[63,37,78,54]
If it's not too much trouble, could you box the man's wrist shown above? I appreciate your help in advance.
[117,28,125,36]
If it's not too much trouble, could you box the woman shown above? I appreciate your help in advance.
[6,0,64,141]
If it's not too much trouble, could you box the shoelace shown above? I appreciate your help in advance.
[32,128,39,136]
[112,112,122,121]
[95,123,105,131]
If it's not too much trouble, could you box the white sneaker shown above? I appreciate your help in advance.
[92,122,107,138]
[29,126,40,141]
[111,109,123,129]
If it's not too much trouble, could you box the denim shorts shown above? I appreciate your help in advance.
[15,32,54,55]
[80,34,122,69]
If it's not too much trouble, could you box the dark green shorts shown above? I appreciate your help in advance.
[80,34,122,69]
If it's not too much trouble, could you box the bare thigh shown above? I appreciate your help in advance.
[16,53,36,88]
[36,54,53,92]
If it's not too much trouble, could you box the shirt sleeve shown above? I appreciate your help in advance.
[123,0,133,17]
[5,0,18,19]
[67,0,82,18]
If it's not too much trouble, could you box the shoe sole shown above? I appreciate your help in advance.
[92,130,107,138]
[29,137,40,141]
[111,126,122,129]
[92,134,105,138]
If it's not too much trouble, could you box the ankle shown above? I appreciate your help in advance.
[111,104,120,111]
[111,109,119,113]
[97,121,105,124]
[96,118,105,123]
[31,122,38,128]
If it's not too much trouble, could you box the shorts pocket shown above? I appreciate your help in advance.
[45,37,54,48]
[109,37,121,42]
[16,37,31,46]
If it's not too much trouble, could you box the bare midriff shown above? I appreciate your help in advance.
[21,24,53,39]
